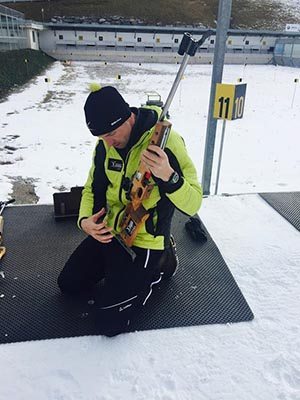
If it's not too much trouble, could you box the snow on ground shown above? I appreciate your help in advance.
[0,62,300,400]
[1,62,300,201]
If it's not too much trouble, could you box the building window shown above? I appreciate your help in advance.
[174,38,179,43]
[32,31,36,43]
[118,37,122,42]
[156,38,160,43]
[78,35,83,41]
[210,39,214,44]
[59,34,63,40]
[245,40,249,45]
[228,39,232,45]
[137,37,142,42]
[99,36,103,41]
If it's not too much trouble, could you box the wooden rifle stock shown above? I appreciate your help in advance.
[118,120,172,247]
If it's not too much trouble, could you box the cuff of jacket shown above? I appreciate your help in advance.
[155,174,184,194]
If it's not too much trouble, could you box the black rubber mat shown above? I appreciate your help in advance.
[0,205,253,344]
[259,192,300,231]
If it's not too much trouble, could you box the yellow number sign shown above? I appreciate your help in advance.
[213,83,247,121]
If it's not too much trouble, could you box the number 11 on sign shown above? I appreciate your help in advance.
[218,96,230,119]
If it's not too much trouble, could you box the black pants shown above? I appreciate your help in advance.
[57,236,163,336]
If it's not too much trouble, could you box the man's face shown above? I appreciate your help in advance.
[100,114,134,149]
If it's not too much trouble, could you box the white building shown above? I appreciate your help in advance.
[39,23,278,65]
[0,4,43,51]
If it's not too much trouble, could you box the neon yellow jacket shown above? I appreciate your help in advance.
[78,108,202,250]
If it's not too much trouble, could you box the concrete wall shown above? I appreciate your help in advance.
[44,47,272,65]
[25,28,39,50]
[39,28,277,64]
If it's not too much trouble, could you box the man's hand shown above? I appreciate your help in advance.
[81,208,114,243]
[141,144,174,182]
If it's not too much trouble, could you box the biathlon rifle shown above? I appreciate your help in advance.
[115,30,213,260]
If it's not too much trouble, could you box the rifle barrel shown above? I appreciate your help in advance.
[159,52,190,121]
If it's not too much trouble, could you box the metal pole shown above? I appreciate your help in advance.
[214,119,226,195]
[291,81,297,109]
[202,0,232,195]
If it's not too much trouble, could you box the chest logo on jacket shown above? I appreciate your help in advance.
[108,158,123,172]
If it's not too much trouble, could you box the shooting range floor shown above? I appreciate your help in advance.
[0,205,253,344]
[259,192,300,232]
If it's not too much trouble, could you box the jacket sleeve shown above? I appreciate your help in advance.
[77,140,108,229]
[159,130,202,216]
[77,166,95,229]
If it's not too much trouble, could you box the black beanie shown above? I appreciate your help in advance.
[84,86,131,136]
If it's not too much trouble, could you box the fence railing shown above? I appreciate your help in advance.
[0,4,25,19]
